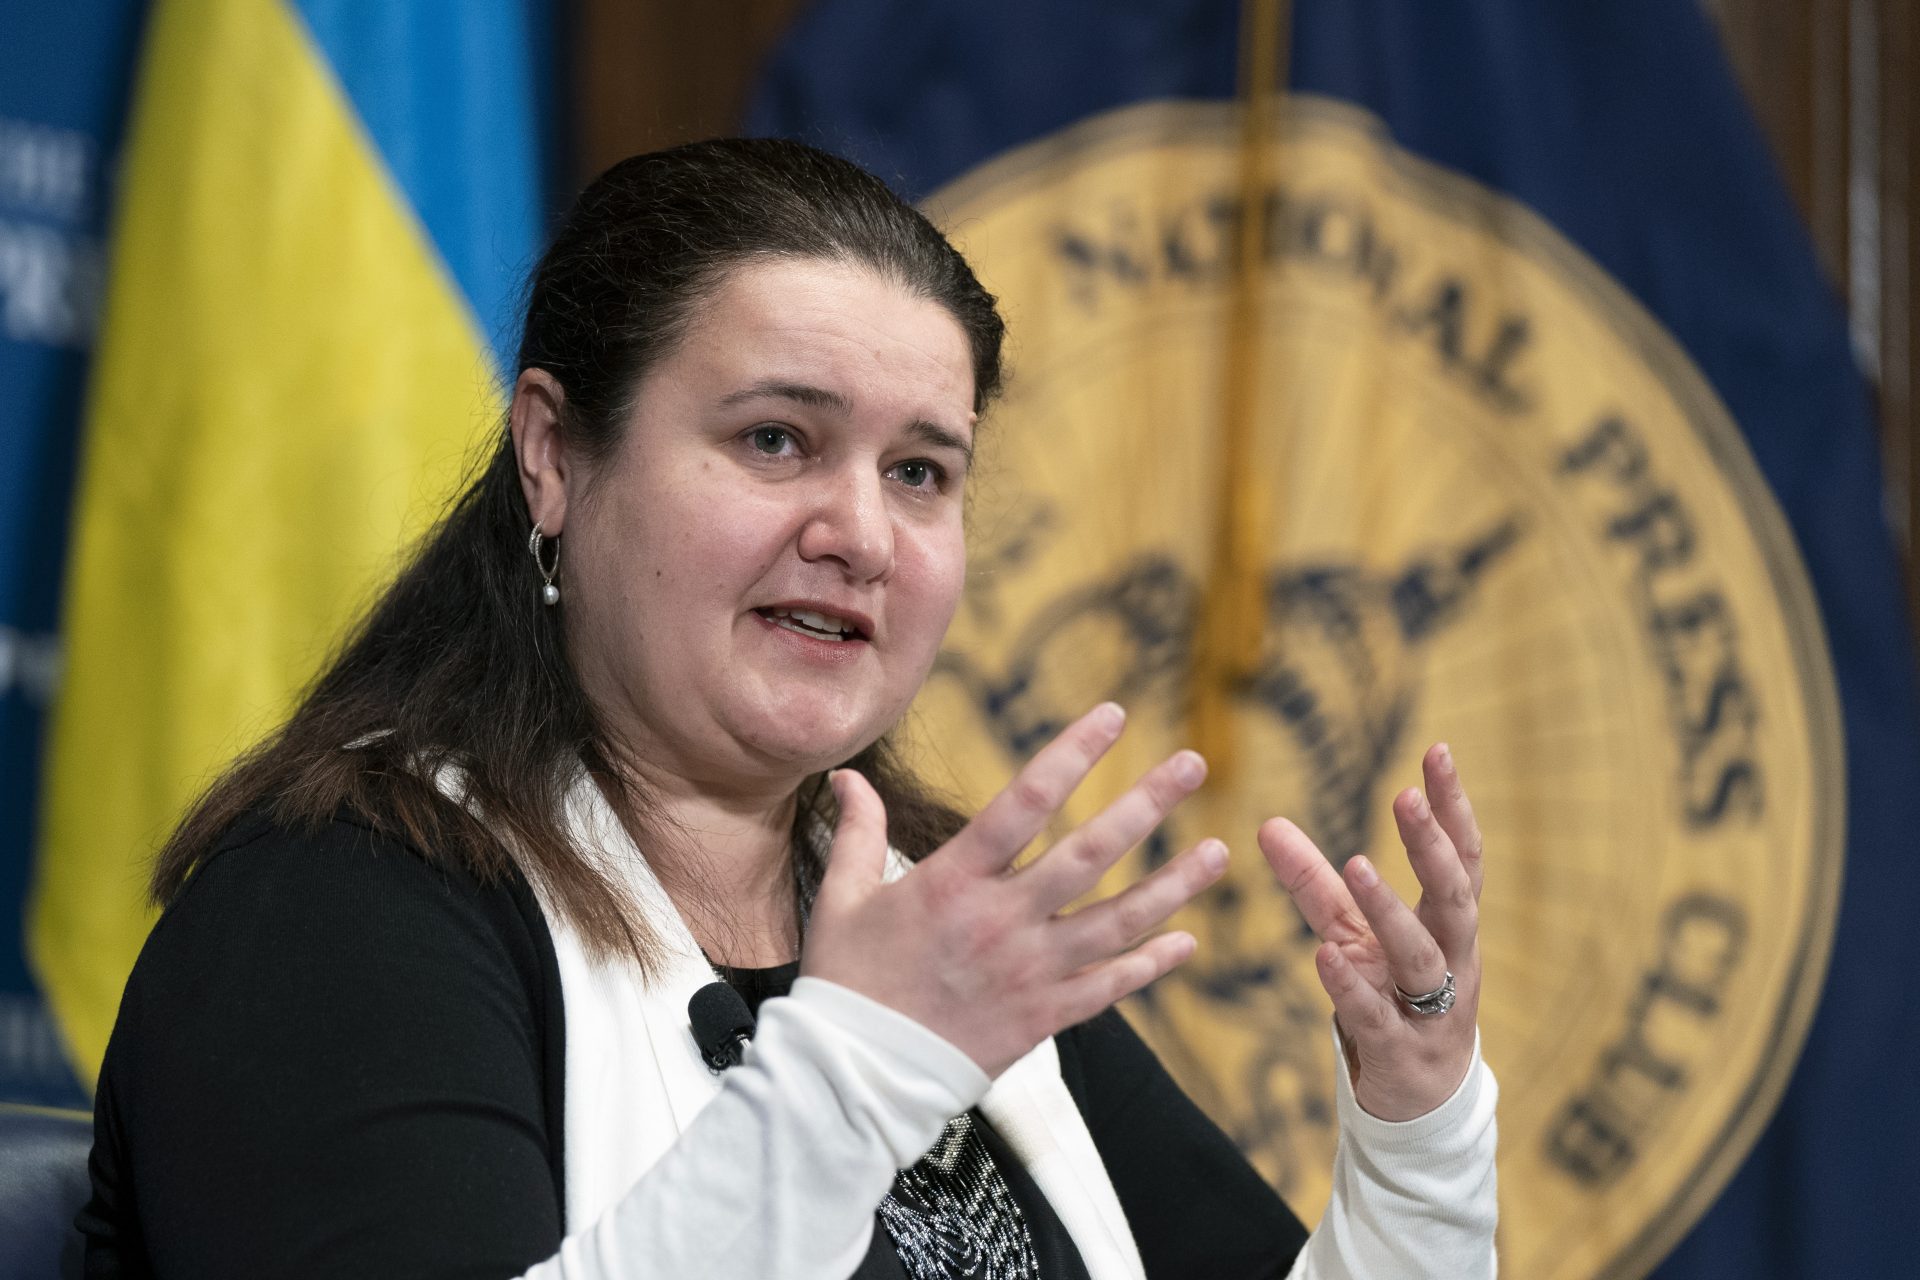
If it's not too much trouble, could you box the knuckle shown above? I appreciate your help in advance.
[1175,864,1212,902]
[1001,946,1048,994]
[1358,997,1397,1034]
[1136,945,1169,986]
[1408,832,1445,866]
[1105,960,1145,1006]
[1113,894,1154,943]
[959,911,1008,959]
[1333,906,1370,939]
[937,894,997,959]
[1143,771,1189,813]
[1008,775,1056,817]
[1282,860,1320,897]
[920,863,970,911]
[1071,829,1120,874]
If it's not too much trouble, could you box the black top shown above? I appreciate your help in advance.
[78,812,1308,1278]
[714,959,1090,1280]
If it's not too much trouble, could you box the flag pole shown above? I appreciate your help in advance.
[1193,0,1291,786]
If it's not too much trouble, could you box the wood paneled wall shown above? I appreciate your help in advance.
[1707,0,1920,635]
[574,0,1920,639]
[571,0,803,182]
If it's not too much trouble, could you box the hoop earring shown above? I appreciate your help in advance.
[528,522,561,605]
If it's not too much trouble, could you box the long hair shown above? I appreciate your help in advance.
[152,139,1006,970]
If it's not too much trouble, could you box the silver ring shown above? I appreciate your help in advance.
[1395,971,1456,1016]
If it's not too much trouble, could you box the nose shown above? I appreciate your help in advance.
[796,464,895,582]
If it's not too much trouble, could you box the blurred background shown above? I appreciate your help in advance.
[3,2,1915,1277]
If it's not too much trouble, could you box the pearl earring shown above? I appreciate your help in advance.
[528,523,561,605]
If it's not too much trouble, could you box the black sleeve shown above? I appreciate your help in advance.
[78,813,568,1280]
[1055,1009,1308,1280]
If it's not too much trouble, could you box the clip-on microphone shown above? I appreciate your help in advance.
[688,981,756,1072]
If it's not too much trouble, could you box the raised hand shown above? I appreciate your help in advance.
[1257,743,1484,1121]
[802,703,1228,1078]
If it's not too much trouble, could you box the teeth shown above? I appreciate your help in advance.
[766,608,856,639]
[787,608,847,633]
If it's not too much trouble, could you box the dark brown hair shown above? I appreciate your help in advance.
[152,138,1006,969]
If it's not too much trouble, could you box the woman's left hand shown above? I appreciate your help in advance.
[1257,742,1484,1122]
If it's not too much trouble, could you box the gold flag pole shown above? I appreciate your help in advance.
[1192,0,1291,785]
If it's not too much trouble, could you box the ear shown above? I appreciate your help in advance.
[510,368,573,534]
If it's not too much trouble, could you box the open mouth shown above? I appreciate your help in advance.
[755,607,869,643]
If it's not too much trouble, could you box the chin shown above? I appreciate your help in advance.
[731,703,892,778]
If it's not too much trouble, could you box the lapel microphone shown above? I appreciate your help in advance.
[689,981,756,1072]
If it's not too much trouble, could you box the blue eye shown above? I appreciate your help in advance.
[749,426,795,455]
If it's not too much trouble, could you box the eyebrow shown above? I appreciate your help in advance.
[719,378,974,468]
[720,378,853,415]
[906,420,974,468]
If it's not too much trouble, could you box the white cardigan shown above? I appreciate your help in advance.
[516,773,1499,1279]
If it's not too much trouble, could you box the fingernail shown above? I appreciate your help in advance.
[1411,789,1429,818]
[1095,702,1126,732]
[1199,839,1228,874]
[1172,750,1207,786]
[1350,855,1378,887]
[1438,743,1454,770]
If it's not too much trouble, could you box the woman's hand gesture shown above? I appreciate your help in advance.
[1259,743,1485,1121]
[803,703,1228,1079]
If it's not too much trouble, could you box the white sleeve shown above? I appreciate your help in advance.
[519,976,988,1280]
[1286,1025,1500,1279]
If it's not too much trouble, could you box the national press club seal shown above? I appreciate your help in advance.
[905,96,1843,1279]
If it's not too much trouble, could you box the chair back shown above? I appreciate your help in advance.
[0,1103,93,1280]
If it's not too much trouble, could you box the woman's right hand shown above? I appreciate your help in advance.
[800,702,1227,1078]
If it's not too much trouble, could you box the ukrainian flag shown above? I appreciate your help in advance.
[30,0,553,1082]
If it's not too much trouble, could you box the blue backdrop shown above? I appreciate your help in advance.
[0,0,148,1109]
[749,2,1920,1276]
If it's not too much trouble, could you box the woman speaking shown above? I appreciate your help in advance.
[78,139,1496,1278]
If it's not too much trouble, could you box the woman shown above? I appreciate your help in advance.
[79,139,1495,1278]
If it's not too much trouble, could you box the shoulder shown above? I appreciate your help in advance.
[102,804,566,1129]
[155,806,548,967]
[176,804,489,896]
[118,806,561,1068]
[90,808,571,1275]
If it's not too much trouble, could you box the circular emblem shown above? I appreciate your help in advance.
[907,97,1843,1278]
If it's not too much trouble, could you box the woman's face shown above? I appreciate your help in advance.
[556,257,976,789]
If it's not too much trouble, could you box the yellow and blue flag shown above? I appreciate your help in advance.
[30,0,554,1084]
[751,1,1920,1276]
